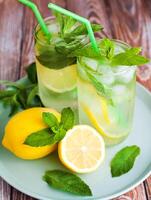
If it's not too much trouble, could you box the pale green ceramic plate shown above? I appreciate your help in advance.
[0,82,151,200]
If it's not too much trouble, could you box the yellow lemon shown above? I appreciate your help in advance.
[2,107,60,160]
[58,125,105,173]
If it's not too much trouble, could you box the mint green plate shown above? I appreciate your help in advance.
[0,82,151,200]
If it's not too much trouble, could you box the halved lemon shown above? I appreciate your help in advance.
[58,125,105,173]
[36,61,77,93]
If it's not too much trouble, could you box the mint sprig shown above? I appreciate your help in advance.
[36,11,103,69]
[72,38,149,66]
[0,63,43,116]
[110,145,140,177]
[24,107,74,147]
[111,47,149,66]
[43,170,92,196]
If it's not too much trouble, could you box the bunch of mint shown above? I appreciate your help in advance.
[36,12,103,69]
[71,38,149,66]
[0,63,42,116]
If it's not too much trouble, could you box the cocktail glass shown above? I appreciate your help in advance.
[34,17,80,111]
[77,40,136,146]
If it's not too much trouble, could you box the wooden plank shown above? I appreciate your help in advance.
[0,0,24,199]
[19,0,67,77]
[11,188,36,200]
[67,0,112,38]
[0,0,24,81]
[104,0,151,91]
[0,178,11,200]
[103,0,151,199]
[144,176,151,199]
[114,184,147,200]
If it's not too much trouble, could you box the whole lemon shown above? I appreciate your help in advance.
[2,107,60,160]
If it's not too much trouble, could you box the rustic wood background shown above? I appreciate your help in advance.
[0,0,151,199]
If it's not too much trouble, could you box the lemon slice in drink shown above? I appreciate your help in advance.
[58,125,105,173]
[81,103,128,145]
[36,62,77,93]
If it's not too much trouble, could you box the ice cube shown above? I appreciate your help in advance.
[83,57,98,71]
[112,85,129,103]
[97,65,115,85]
[100,75,115,85]
[113,66,136,83]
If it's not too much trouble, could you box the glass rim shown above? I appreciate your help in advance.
[78,39,136,76]
[34,16,56,47]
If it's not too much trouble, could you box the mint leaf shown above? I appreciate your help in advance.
[0,90,16,99]
[27,85,42,107]
[25,108,74,147]
[42,112,59,128]
[24,128,55,147]
[0,80,23,89]
[36,45,76,69]
[55,37,86,56]
[52,125,66,142]
[60,107,74,130]
[64,23,103,39]
[86,71,112,104]
[111,145,140,177]
[26,63,37,83]
[0,63,43,116]
[100,38,115,60]
[9,94,21,116]
[43,170,92,196]
[52,11,65,36]
[111,47,149,66]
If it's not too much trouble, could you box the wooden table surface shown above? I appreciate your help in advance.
[0,0,151,199]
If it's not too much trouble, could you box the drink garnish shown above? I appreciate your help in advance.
[43,170,92,196]
[0,63,42,116]
[110,145,141,177]
[24,107,74,146]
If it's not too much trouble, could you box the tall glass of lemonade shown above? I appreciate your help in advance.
[34,17,87,111]
[77,40,137,146]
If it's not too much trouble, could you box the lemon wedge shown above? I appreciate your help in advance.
[36,62,77,93]
[81,103,128,145]
[58,125,105,173]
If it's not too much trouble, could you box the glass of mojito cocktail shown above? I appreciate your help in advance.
[34,15,101,112]
[77,40,137,146]
[34,17,77,111]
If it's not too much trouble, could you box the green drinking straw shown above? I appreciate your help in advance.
[48,3,99,53]
[18,0,51,38]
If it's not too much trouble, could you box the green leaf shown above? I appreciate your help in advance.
[55,37,85,56]
[86,71,112,102]
[0,80,23,89]
[52,11,65,36]
[110,145,141,177]
[63,17,77,35]
[24,128,55,147]
[42,112,59,128]
[0,90,16,99]
[9,94,21,116]
[60,107,74,130]
[43,170,92,196]
[111,47,150,66]
[36,45,76,69]
[26,63,37,83]
[100,38,115,60]
[52,125,66,142]
[27,85,42,107]
[64,23,103,39]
